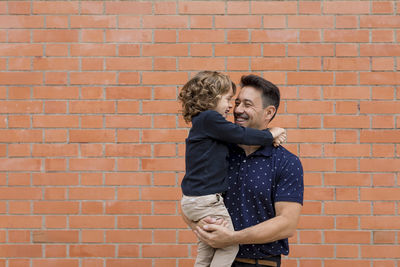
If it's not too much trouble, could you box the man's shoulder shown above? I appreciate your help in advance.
[274,146,302,164]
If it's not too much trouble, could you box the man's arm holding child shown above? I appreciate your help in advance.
[194,201,301,248]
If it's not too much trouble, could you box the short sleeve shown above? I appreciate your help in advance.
[274,154,304,204]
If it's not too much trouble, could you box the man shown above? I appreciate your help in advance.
[185,74,304,267]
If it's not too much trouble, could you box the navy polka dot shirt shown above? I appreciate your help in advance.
[224,144,304,258]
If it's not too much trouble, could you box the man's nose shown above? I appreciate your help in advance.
[234,103,244,113]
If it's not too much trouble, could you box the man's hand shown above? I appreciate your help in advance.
[194,223,236,248]
[181,213,226,231]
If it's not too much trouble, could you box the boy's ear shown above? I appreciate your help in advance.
[264,105,276,120]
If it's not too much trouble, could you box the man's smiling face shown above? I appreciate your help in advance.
[233,86,267,130]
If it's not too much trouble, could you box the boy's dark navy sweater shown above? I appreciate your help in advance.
[181,110,273,196]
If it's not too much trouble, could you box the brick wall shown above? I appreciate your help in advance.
[1,1,399,266]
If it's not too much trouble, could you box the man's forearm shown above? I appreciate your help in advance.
[233,215,295,245]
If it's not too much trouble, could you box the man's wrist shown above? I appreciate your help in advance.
[231,229,242,245]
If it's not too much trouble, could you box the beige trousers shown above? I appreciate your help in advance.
[181,193,239,267]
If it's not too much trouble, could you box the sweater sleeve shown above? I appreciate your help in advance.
[201,110,273,146]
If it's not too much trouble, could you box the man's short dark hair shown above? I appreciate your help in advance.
[240,74,280,121]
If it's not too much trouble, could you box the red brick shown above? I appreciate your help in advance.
[81,29,104,42]
[226,2,249,14]
[70,44,116,57]
[0,72,42,85]
[288,16,334,28]
[190,16,213,29]
[71,15,116,28]
[106,230,152,243]
[34,201,79,214]
[216,15,262,28]
[287,129,334,143]
[325,173,370,186]
[373,2,394,13]
[0,15,43,28]
[106,201,151,215]
[373,202,396,215]
[155,2,176,15]
[179,58,225,71]
[32,259,78,267]
[304,188,334,201]
[299,58,322,71]
[372,30,395,43]
[45,15,69,28]
[361,245,400,258]
[299,115,322,128]
[178,2,225,14]
[287,101,333,114]
[336,44,358,56]
[143,244,188,257]
[288,72,333,85]
[142,215,187,229]
[142,188,181,201]
[252,58,297,71]
[323,86,370,99]
[33,29,78,42]
[70,72,116,85]
[107,259,151,267]
[324,115,370,128]
[70,245,115,257]
[142,158,184,171]
[251,2,297,14]
[360,15,400,28]
[33,230,79,243]
[106,30,152,42]
[323,2,369,14]
[324,58,369,71]
[253,30,297,42]
[373,231,396,244]
[0,245,42,258]
[142,72,188,85]
[154,30,177,43]
[105,2,152,15]
[302,158,334,172]
[336,16,358,29]
[290,244,334,258]
[81,2,103,14]
[372,57,395,71]
[325,202,371,215]
[360,101,400,114]
[7,2,31,14]
[44,159,63,172]
[33,1,78,14]
[360,44,400,56]
[9,58,31,71]
[336,158,358,172]
[179,30,225,43]
[360,130,400,143]
[325,144,370,157]
[143,15,187,28]
[325,30,369,42]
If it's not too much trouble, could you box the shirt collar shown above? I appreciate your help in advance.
[230,144,273,158]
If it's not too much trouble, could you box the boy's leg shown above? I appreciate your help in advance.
[181,194,220,267]
[194,240,215,267]
[209,213,239,267]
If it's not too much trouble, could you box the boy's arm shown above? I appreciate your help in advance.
[202,111,285,146]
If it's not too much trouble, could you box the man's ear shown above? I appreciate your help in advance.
[264,105,276,121]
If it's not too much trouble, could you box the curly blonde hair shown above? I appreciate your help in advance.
[178,71,236,123]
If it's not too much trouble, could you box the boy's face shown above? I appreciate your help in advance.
[213,87,234,118]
